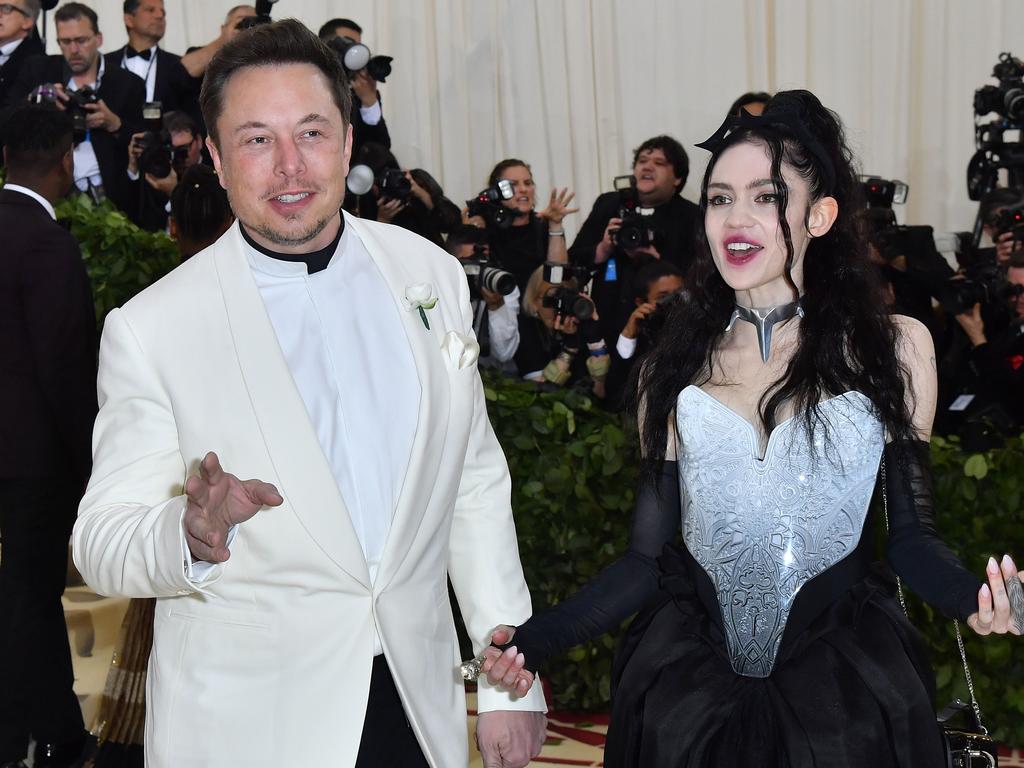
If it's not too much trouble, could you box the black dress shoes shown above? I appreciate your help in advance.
[32,732,88,768]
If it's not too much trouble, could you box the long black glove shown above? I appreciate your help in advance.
[502,461,680,674]
[883,439,982,621]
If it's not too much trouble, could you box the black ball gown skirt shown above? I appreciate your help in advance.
[605,545,945,767]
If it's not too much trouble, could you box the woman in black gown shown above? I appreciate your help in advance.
[478,90,1023,767]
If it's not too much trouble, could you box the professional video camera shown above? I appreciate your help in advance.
[540,262,597,321]
[136,129,190,180]
[327,36,394,83]
[966,52,1024,229]
[456,229,516,299]
[345,164,412,202]
[610,174,656,250]
[465,179,515,229]
[29,84,96,143]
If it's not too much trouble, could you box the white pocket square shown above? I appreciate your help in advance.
[441,331,480,371]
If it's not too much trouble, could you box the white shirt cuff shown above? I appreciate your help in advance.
[359,100,383,126]
[616,333,638,359]
[127,167,140,181]
[180,515,238,586]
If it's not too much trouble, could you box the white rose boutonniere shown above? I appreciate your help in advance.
[404,283,438,330]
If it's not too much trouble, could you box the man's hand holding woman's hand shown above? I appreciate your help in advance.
[183,451,282,563]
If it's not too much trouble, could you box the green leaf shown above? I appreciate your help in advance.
[964,454,988,479]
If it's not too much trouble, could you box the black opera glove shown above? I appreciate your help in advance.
[883,439,983,621]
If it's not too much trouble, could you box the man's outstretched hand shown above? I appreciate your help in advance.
[183,451,282,563]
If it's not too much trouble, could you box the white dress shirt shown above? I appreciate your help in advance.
[0,37,25,67]
[3,183,57,220]
[359,100,382,126]
[474,286,520,363]
[244,225,419,654]
[120,44,158,101]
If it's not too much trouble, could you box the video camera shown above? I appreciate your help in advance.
[612,175,656,250]
[966,53,1024,216]
[465,179,515,229]
[29,84,96,144]
[327,36,394,83]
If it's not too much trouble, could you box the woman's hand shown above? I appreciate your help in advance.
[480,625,536,697]
[539,187,579,227]
[967,554,1023,635]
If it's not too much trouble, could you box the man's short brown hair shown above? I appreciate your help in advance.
[54,2,100,34]
[200,18,352,148]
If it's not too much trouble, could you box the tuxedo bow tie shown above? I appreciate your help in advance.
[126,47,152,61]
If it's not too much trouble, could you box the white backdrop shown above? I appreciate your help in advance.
[42,0,1024,236]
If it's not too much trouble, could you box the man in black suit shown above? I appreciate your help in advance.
[8,2,144,214]
[0,0,43,107]
[568,135,700,394]
[0,103,97,768]
[104,0,201,127]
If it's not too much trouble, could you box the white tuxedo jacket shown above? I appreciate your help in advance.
[73,215,545,767]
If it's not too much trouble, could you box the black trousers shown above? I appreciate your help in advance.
[354,655,430,768]
[0,478,84,762]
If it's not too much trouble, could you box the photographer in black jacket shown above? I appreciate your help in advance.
[568,134,700,359]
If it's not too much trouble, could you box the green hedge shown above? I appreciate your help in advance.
[484,371,1024,744]
[55,195,180,326]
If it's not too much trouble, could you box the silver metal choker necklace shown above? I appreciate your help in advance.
[725,299,804,362]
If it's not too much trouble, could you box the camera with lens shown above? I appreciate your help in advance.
[540,261,597,322]
[345,164,412,203]
[237,0,276,30]
[463,251,516,301]
[135,129,190,180]
[29,84,97,144]
[327,36,394,83]
[611,174,656,250]
[973,52,1024,122]
[993,206,1024,241]
[465,179,515,229]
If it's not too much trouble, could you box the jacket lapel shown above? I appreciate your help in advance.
[345,215,450,594]
[213,223,371,588]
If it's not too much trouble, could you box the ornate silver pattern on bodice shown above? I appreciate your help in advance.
[675,387,884,678]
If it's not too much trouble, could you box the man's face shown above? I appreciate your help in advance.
[170,129,201,168]
[222,5,256,39]
[207,63,351,254]
[1009,266,1024,319]
[0,1,34,47]
[633,147,681,205]
[125,0,165,43]
[643,274,683,305]
[335,26,361,43]
[56,18,102,75]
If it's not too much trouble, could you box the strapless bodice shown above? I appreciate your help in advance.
[675,386,885,677]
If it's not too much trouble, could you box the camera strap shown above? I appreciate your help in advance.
[725,299,803,363]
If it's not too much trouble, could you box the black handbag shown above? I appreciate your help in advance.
[881,461,999,768]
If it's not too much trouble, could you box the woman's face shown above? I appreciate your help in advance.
[704,140,834,306]
[500,164,536,214]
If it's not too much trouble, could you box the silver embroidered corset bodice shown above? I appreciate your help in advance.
[675,387,884,678]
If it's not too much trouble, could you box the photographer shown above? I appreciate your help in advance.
[515,265,609,399]
[0,0,42,108]
[125,109,202,231]
[568,135,700,354]
[444,225,520,366]
[607,260,684,403]
[469,158,578,293]
[349,141,460,246]
[10,3,143,211]
[949,252,1024,431]
[319,18,390,157]
[977,187,1024,266]
[179,5,256,78]
[169,163,233,261]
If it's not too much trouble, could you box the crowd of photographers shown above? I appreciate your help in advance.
[1,2,1022,443]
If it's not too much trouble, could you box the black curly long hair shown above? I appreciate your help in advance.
[633,90,916,471]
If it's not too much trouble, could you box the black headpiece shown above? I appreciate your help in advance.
[696,107,836,194]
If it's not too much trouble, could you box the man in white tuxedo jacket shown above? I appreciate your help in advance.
[73,19,546,768]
